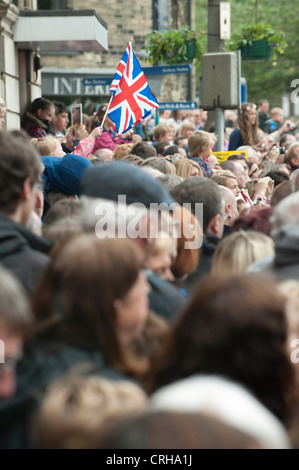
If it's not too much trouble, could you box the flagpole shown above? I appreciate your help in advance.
[100,94,113,127]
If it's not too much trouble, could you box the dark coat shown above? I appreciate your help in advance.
[22,112,49,138]
[228,128,244,151]
[0,341,135,449]
[0,213,53,296]
[146,269,187,323]
[183,233,221,293]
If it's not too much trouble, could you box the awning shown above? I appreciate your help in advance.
[13,9,108,52]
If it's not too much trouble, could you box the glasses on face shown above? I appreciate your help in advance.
[0,352,22,376]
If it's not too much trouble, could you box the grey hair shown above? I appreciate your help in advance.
[271,192,299,231]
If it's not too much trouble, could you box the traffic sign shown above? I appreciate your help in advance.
[158,101,198,110]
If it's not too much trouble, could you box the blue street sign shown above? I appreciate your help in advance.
[143,64,192,75]
[158,101,198,110]
[82,77,112,86]
[82,64,192,87]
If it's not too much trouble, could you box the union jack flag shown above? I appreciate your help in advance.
[108,42,159,135]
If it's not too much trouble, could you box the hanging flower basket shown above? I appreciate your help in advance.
[241,38,272,61]
[145,26,204,66]
[226,22,287,65]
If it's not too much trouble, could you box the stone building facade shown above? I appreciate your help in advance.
[41,0,195,108]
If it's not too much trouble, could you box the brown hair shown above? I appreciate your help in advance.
[171,206,202,278]
[147,274,295,424]
[238,102,259,147]
[188,130,217,157]
[0,130,41,214]
[153,124,170,141]
[31,236,147,377]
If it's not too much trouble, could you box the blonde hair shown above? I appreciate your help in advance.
[113,143,134,160]
[174,159,203,178]
[31,135,58,156]
[141,157,176,175]
[212,230,274,275]
[34,375,147,449]
[211,170,236,187]
[180,122,195,138]
[188,130,217,157]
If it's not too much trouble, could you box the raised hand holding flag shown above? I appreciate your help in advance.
[106,41,159,135]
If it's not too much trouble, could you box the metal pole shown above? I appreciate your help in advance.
[215,106,224,151]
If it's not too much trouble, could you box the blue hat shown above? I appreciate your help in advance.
[80,160,174,208]
[42,154,92,195]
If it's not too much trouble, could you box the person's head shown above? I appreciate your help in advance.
[270,107,284,124]
[31,135,65,158]
[98,409,263,449]
[238,102,259,147]
[52,101,69,132]
[270,181,292,207]
[265,170,290,188]
[0,130,42,225]
[94,148,114,160]
[174,159,203,179]
[271,192,299,231]
[42,199,80,229]
[188,131,217,159]
[34,375,147,449]
[231,207,274,237]
[218,185,238,226]
[24,97,55,124]
[258,99,269,115]
[88,103,114,132]
[42,154,92,197]
[208,155,219,169]
[153,141,170,158]
[153,124,172,144]
[212,230,274,274]
[147,274,295,424]
[211,170,240,197]
[162,145,179,158]
[180,122,195,139]
[141,157,176,175]
[130,142,157,160]
[145,233,177,282]
[233,162,247,190]
[0,98,7,129]
[171,206,202,279]
[0,265,32,399]
[171,177,224,238]
[156,174,184,193]
[32,236,151,374]
[247,161,260,179]
[286,143,299,170]
[113,143,133,160]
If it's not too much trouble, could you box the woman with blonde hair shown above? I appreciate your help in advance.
[212,230,274,275]
[174,159,203,178]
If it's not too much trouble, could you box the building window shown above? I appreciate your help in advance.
[37,0,73,9]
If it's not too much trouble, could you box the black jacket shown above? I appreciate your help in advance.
[0,213,53,296]
[146,269,187,323]
[0,341,135,449]
[184,233,221,293]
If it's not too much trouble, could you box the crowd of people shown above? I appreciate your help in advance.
[0,94,299,449]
